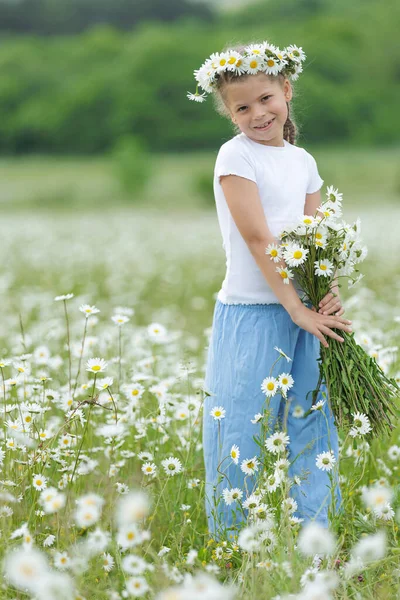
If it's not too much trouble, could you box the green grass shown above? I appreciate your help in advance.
[1,145,399,212]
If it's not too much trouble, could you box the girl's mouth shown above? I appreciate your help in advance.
[254,118,275,130]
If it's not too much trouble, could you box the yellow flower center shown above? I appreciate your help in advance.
[282,378,288,385]
[280,271,288,279]
[36,479,42,486]
[271,249,278,257]
[228,56,236,64]
[250,60,258,69]
[237,59,242,67]
[320,264,327,270]
[92,365,101,371]
[132,390,139,395]
[293,250,302,259]
[267,59,275,67]
[267,382,275,390]
[247,461,254,469]
[304,218,312,224]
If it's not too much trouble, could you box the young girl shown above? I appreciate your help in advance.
[188,41,353,540]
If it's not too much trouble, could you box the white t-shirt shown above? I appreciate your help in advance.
[213,132,324,305]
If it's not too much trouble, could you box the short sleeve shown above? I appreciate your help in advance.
[215,141,257,184]
[306,151,324,194]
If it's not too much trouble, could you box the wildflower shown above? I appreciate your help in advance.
[102,553,115,572]
[265,243,282,263]
[261,376,279,397]
[298,522,336,557]
[3,547,50,593]
[230,444,240,464]
[117,524,142,549]
[222,488,243,506]
[265,431,290,455]
[86,358,108,373]
[43,535,56,548]
[349,412,372,438]
[54,551,70,570]
[350,530,386,565]
[96,377,114,390]
[283,243,309,267]
[314,259,334,277]
[32,474,47,491]
[362,485,393,510]
[116,491,150,526]
[111,314,130,326]
[292,405,305,418]
[79,304,100,317]
[315,450,336,472]
[141,462,157,477]
[210,406,226,420]
[243,494,260,510]
[122,554,153,575]
[278,372,294,396]
[147,322,167,342]
[374,503,394,521]
[54,293,74,301]
[116,483,130,494]
[274,346,292,362]
[240,457,259,475]
[74,505,101,529]
[276,266,295,284]
[388,445,400,460]
[187,90,207,102]
[251,413,263,424]
[161,456,183,476]
[310,399,326,411]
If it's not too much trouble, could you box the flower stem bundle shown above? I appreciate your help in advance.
[268,185,400,437]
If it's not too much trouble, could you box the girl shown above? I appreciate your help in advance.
[188,41,353,540]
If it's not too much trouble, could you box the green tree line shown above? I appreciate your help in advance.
[0,0,398,154]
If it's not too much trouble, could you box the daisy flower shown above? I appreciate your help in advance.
[292,405,305,418]
[222,487,243,506]
[102,552,115,572]
[243,494,260,510]
[86,358,108,373]
[225,50,244,72]
[240,457,259,475]
[286,44,307,62]
[314,259,334,277]
[265,432,290,455]
[315,450,336,472]
[373,503,394,521]
[111,314,130,326]
[298,522,336,557]
[79,304,100,317]
[244,43,265,55]
[310,399,326,412]
[283,244,309,267]
[387,445,400,460]
[32,474,47,491]
[141,462,157,477]
[349,412,372,437]
[243,54,265,74]
[251,413,263,424]
[265,243,282,263]
[264,473,282,493]
[264,55,281,76]
[326,185,343,205]
[54,293,74,301]
[261,376,279,397]
[147,322,167,342]
[54,551,70,570]
[278,373,294,396]
[187,90,207,103]
[210,406,226,420]
[161,456,183,476]
[125,575,150,597]
[274,346,292,362]
[276,266,295,284]
[230,444,240,464]
[96,377,114,390]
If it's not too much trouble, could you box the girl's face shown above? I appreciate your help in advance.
[224,72,292,147]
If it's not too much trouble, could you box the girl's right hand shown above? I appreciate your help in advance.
[289,304,352,348]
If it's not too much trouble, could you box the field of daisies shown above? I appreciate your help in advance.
[0,202,399,600]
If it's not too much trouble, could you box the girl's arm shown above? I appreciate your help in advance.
[220,175,352,347]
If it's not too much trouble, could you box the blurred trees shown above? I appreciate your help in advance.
[0,0,398,154]
[0,0,214,35]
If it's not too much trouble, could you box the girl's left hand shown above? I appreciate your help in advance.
[312,286,345,316]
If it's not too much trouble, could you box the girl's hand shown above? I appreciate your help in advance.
[290,304,352,349]
[311,286,345,317]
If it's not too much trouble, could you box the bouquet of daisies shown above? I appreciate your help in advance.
[267,186,399,438]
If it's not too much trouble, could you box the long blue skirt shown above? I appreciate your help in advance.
[203,299,342,540]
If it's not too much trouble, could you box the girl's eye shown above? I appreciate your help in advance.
[238,96,271,112]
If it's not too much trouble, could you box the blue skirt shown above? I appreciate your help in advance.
[203,299,342,540]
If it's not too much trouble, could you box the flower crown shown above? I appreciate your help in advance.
[187,41,306,103]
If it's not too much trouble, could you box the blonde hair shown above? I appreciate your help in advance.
[211,42,299,145]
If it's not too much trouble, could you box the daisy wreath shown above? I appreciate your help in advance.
[269,186,400,437]
[187,41,306,103]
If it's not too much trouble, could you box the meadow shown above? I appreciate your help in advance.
[0,147,399,599]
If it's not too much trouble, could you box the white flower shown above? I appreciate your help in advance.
[274,346,292,362]
[116,491,150,526]
[3,547,50,593]
[361,485,393,510]
[147,322,167,342]
[54,293,74,301]
[276,266,295,284]
[314,259,334,277]
[222,487,243,506]
[187,90,207,103]
[265,431,290,455]
[298,522,336,557]
[265,243,282,263]
[264,472,282,492]
[310,399,326,412]
[243,494,260,511]
[238,522,272,553]
[96,377,114,390]
[102,552,115,572]
[315,450,336,472]
[388,445,400,460]
[240,457,259,475]
[278,372,294,396]
[210,406,226,420]
[242,53,265,74]
[74,505,101,529]
[374,502,394,520]
[43,535,56,548]
[261,376,279,397]
[141,462,157,476]
[117,524,142,550]
[350,530,386,565]
[349,412,372,438]
[230,444,240,464]
[292,405,305,418]
[251,413,263,424]
[79,304,100,317]
[125,575,150,596]
[86,357,108,373]
[161,456,183,476]
[54,551,70,570]
[32,474,47,491]
[283,243,309,267]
